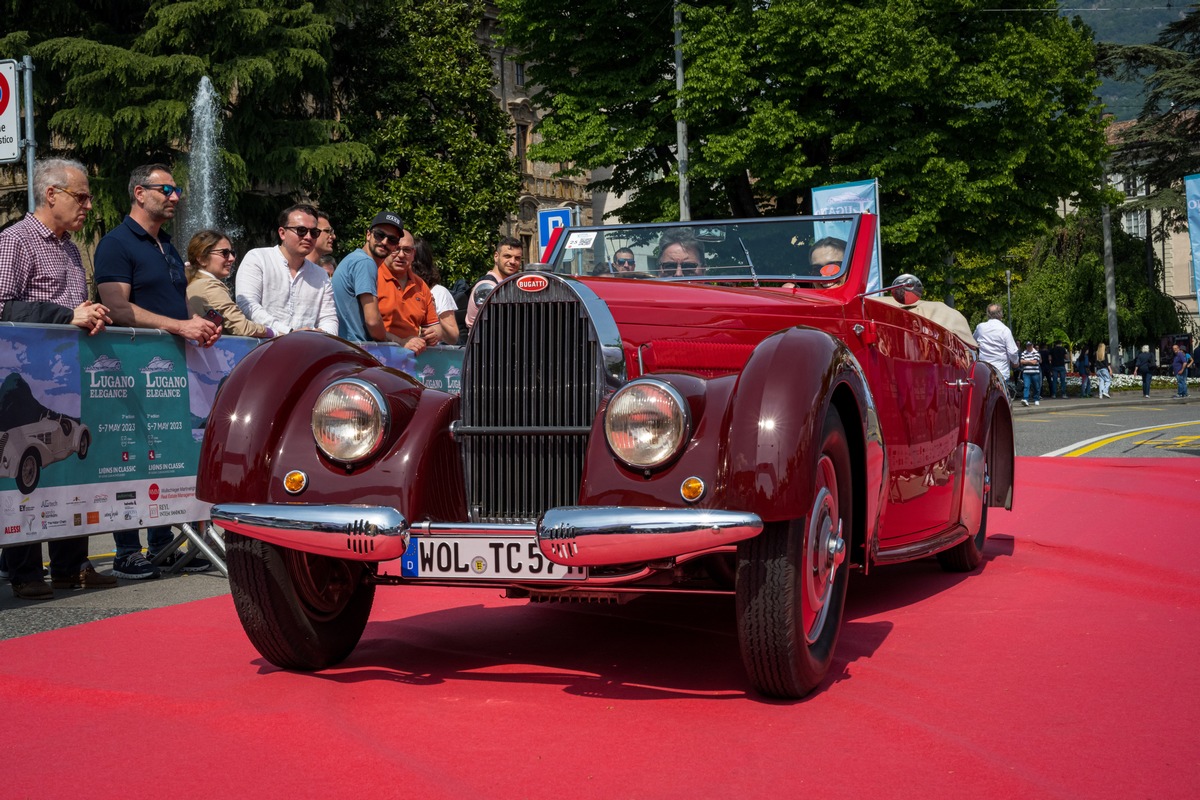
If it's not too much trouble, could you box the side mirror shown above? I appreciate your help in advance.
[888,273,925,305]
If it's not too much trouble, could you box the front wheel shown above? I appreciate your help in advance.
[226,532,376,670]
[736,411,852,699]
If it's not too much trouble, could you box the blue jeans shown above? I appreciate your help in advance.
[1023,373,1042,403]
[1050,366,1067,397]
[1178,374,1189,397]
[113,526,175,559]
[1141,372,1152,396]
[1097,368,1111,396]
[1080,373,1091,397]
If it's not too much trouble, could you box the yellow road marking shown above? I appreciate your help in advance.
[1061,421,1200,457]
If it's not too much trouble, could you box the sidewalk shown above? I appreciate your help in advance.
[1011,385,1194,415]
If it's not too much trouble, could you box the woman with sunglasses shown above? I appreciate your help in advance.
[185,230,274,337]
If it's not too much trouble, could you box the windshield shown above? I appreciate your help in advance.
[546,216,860,284]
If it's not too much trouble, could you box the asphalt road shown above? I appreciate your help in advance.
[2,386,1195,640]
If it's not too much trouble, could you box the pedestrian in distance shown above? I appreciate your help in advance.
[376,228,441,350]
[1171,343,1193,398]
[973,303,1018,398]
[1019,340,1042,407]
[1075,346,1092,398]
[1095,343,1113,398]
[1134,345,1155,398]
[1049,340,1068,399]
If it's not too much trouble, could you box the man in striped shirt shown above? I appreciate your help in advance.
[1019,340,1042,407]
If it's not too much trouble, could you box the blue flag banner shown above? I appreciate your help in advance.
[1186,173,1200,323]
[0,325,461,546]
[811,179,883,293]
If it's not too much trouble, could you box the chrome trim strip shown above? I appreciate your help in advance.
[211,503,411,561]
[537,506,763,566]
[212,503,763,570]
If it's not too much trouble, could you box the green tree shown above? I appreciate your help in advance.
[1,0,373,236]
[1,0,517,278]
[1010,210,1190,348]
[1100,7,1200,233]
[499,0,1108,302]
[322,0,518,282]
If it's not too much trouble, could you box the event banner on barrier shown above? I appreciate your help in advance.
[1,325,462,546]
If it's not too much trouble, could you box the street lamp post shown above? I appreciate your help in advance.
[1005,268,1012,332]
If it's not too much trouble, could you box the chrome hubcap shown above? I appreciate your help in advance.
[804,453,845,645]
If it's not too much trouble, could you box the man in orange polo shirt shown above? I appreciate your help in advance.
[377,228,441,351]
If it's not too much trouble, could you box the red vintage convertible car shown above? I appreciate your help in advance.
[199,214,1014,699]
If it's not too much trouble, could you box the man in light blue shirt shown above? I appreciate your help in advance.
[332,211,405,343]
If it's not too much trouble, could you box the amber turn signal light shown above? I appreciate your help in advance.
[283,470,308,495]
[680,476,705,503]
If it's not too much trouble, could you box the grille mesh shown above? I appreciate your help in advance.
[461,278,605,523]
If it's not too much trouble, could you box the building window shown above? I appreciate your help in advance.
[1122,209,1147,239]
[515,62,526,87]
[1123,174,1146,198]
[516,124,529,170]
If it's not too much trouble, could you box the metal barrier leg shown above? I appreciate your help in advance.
[149,522,228,577]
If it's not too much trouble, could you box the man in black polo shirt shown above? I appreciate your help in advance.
[95,163,220,579]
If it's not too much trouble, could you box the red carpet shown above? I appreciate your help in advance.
[3,457,1199,799]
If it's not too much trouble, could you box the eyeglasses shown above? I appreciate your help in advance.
[283,225,322,239]
[53,186,94,205]
[395,246,416,256]
[208,248,237,259]
[318,227,334,236]
[140,184,184,198]
[371,229,401,246]
[614,258,636,265]
[658,261,700,273]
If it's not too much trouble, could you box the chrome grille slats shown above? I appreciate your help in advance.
[460,276,624,523]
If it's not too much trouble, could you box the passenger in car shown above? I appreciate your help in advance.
[655,231,705,277]
[783,237,847,288]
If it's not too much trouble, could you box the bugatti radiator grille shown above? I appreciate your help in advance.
[459,276,614,523]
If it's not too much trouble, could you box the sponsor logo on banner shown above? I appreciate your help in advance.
[116,491,136,501]
[86,511,100,525]
[149,484,160,501]
[420,364,444,390]
[141,356,187,398]
[4,524,21,534]
[86,355,131,398]
[73,514,82,526]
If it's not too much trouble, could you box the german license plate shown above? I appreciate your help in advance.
[392,536,588,581]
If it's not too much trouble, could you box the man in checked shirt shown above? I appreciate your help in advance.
[0,157,116,599]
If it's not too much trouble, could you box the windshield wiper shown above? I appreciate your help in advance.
[738,237,759,288]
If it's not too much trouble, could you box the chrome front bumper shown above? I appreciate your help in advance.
[210,504,764,567]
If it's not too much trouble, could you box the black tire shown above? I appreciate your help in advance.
[225,531,375,670]
[937,420,993,573]
[16,449,40,494]
[736,411,852,699]
[77,431,90,460]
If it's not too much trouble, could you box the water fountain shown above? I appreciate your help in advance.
[177,76,238,246]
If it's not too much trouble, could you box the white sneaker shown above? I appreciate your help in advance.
[1021,399,1028,406]
[1034,400,1040,406]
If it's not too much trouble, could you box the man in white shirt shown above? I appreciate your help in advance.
[973,303,1018,387]
[235,203,338,335]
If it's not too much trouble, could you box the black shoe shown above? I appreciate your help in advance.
[153,549,213,573]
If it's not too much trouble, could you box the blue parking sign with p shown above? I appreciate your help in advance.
[537,208,572,253]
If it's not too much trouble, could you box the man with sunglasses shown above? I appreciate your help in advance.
[611,247,637,274]
[464,236,524,332]
[313,212,336,264]
[332,212,437,351]
[0,157,118,599]
[654,230,706,278]
[234,203,338,336]
[95,163,219,579]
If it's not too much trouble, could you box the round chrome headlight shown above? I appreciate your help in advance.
[604,379,690,469]
[312,378,388,463]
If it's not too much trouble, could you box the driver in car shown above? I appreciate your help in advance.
[655,230,706,277]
